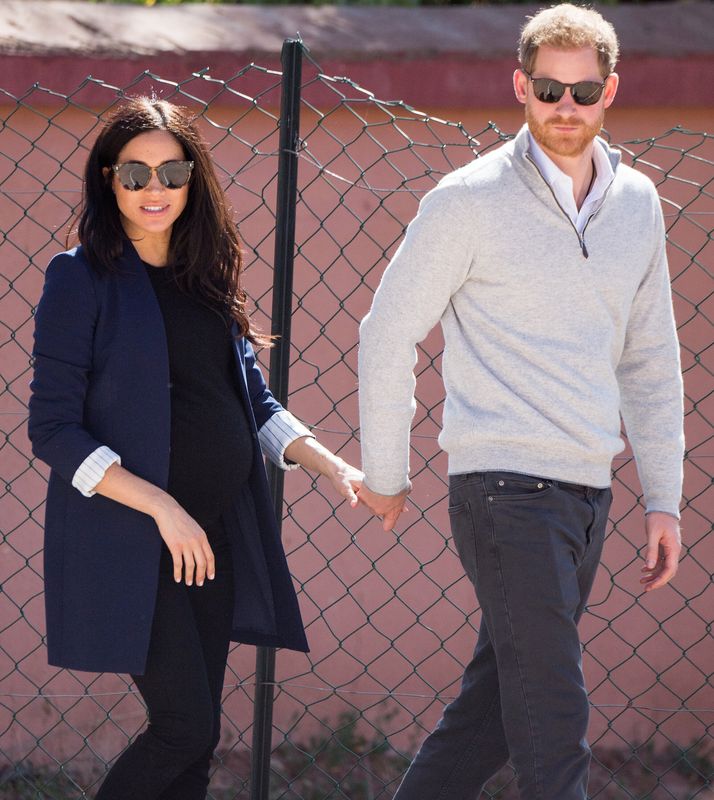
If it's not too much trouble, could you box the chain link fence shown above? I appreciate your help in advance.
[1,44,712,799]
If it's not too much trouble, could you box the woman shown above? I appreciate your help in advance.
[28,97,362,799]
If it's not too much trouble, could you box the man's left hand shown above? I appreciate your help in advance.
[640,511,682,592]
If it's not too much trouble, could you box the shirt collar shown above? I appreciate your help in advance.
[589,135,616,201]
[526,129,615,208]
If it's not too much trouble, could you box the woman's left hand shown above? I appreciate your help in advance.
[324,457,363,508]
[283,436,363,507]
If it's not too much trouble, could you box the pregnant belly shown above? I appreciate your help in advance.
[167,409,254,529]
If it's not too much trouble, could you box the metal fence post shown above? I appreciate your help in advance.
[250,38,303,800]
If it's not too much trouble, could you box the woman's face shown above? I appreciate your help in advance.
[109,130,190,260]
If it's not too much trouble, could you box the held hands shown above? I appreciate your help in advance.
[640,511,682,592]
[271,434,415,530]
[153,498,215,587]
[357,482,410,532]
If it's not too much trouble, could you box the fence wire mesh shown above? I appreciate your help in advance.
[0,47,712,800]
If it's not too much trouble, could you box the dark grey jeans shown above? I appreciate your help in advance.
[394,470,612,800]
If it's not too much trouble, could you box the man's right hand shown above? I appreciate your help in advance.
[357,482,410,531]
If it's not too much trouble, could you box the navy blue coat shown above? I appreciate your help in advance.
[28,242,309,674]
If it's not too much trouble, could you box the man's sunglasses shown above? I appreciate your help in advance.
[522,70,607,106]
[111,160,194,191]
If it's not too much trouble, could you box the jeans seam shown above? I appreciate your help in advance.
[434,692,502,800]
[483,473,543,798]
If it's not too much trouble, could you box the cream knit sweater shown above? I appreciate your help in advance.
[358,125,684,516]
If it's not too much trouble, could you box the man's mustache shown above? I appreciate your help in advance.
[546,117,585,127]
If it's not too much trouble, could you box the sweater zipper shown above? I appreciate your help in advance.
[525,152,609,260]
[578,180,614,255]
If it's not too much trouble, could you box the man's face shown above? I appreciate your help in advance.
[513,45,619,160]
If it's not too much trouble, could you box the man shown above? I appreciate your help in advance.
[357,4,684,799]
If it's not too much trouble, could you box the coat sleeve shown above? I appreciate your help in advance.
[242,340,314,468]
[28,251,108,484]
[242,339,285,430]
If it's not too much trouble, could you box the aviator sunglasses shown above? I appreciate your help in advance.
[112,160,194,191]
[522,69,607,106]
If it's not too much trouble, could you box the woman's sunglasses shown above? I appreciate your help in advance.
[522,70,607,106]
[111,160,194,191]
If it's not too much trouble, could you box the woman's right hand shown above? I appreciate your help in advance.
[88,462,215,586]
[152,500,215,587]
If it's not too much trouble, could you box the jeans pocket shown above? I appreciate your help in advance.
[485,472,554,502]
[449,500,479,586]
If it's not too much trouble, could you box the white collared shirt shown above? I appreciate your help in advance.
[527,130,615,235]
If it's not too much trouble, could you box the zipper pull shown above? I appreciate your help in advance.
[579,235,589,259]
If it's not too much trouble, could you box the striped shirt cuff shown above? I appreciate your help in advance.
[259,410,314,470]
[71,446,121,497]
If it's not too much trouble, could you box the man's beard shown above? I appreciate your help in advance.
[526,105,604,158]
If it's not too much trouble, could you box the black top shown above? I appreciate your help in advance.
[144,263,253,532]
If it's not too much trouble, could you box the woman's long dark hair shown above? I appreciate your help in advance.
[74,96,267,345]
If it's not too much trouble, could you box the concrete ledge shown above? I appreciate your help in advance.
[1,2,713,108]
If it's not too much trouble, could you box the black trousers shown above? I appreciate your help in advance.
[96,522,235,800]
[394,471,612,800]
